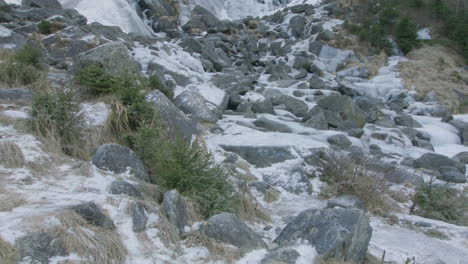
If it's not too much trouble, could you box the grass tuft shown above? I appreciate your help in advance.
[0,237,18,264]
[0,141,25,168]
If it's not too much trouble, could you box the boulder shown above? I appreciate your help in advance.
[384,167,424,185]
[303,106,328,130]
[272,95,309,118]
[251,98,275,114]
[337,66,370,79]
[17,231,67,264]
[175,91,219,123]
[394,115,422,128]
[317,95,367,129]
[452,152,468,164]
[254,117,293,133]
[327,134,352,149]
[22,0,62,9]
[92,144,149,181]
[109,180,143,199]
[163,190,192,233]
[411,138,434,151]
[318,29,335,41]
[261,248,300,264]
[289,15,306,38]
[201,213,266,251]
[220,145,295,168]
[309,74,326,89]
[71,202,116,229]
[0,25,25,50]
[438,170,467,183]
[0,88,32,105]
[348,128,364,138]
[326,195,366,211]
[131,202,148,232]
[274,208,372,262]
[413,153,465,174]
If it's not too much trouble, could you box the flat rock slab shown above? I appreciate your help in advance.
[220,145,296,168]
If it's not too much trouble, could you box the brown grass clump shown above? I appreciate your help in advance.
[0,189,26,212]
[185,231,242,264]
[0,141,25,168]
[0,237,18,264]
[55,210,127,264]
[314,253,382,264]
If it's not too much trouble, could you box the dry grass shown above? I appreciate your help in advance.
[55,210,127,264]
[0,188,26,212]
[399,44,468,113]
[0,237,18,264]
[0,141,25,168]
[185,231,242,264]
[314,253,382,264]
[237,185,271,222]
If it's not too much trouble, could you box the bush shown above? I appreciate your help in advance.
[75,64,119,95]
[395,17,419,54]
[134,123,238,218]
[411,180,468,226]
[319,152,391,214]
[0,45,43,87]
[148,74,173,99]
[38,20,52,34]
[31,88,84,157]
[14,44,43,68]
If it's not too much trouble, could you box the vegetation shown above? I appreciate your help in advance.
[0,44,43,87]
[38,20,52,34]
[411,179,468,226]
[148,74,173,99]
[395,17,420,54]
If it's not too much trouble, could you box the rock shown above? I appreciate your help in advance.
[327,134,352,149]
[220,145,295,168]
[411,138,434,151]
[292,56,311,71]
[289,15,306,38]
[272,95,309,117]
[452,152,468,164]
[22,0,62,9]
[413,153,465,174]
[146,90,197,141]
[318,29,335,41]
[201,213,266,251]
[274,208,372,262]
[0,26,25,50]
[109,180,143,199]
[348,128,364,138]
[438,170,467,183]
[73,42,139,75]
[385,167,424,185]
[303,106,328,130]
[175,91,219,123]
[17,231,67,264]
[338,82,360,97]
[317,95,367,129]
[394,115,422,128]
[337,66,370,79]
[251,97,275,114]
[261,248,300,264]
[254,117,292,133]
[92,144,149,182]
[131,202,148,232]
[0,88,32,105]
[163,190,192,233]
[71,202,116,229]
[309,42,356,72]
[326,195,366,211]
[267,62,291,81]
[309,74,326,89]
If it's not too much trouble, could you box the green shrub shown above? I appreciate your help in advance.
[395,17,419,54]
[31,88,84,157]
[412,181,468,226]
[75,64,119,95]
[0,44,43,87]
[14,44,43,68]
[134,123,237,218]
[148,74,173,99]
[38,20,52,34]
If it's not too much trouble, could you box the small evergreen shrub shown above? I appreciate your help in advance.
[395,17,419,54]
[0,44,43,87]
[14,44,43,68]
[148,74,173,99]
[38,20,52,34]
[75,64,118,95]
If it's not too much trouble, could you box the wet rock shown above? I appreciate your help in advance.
[163,190,192,233]
[394,115,422,128]
[71,202,116,229]
[271,95,309,117]
[254,116,293,133]
[274,208,372,262]
[201,213,266,251]
[327,134,352,149]
[348,128,364,138]
[261,248,300,264]
[109,180,143,199]
[337,66,370,79]
[17,231,67,264]
[413,153,465,174]
[0,88,32,106]
[92,144,148,181]
[438,167,467,183]
[251,97,275,114]
[309,74,327,89]
[411,138,434,151]
[220,145,295,168]
[318,29,335,41]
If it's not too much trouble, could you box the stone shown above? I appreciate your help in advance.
[220,145,295,168]
[201,213,266,251]
[452,152,468,164]
[438,170,467,183]
[289,15,306,38]
[272,95,309,117]
[92,144,148,182]
[411,138,434,151]
[0,88,32,105]
[254,116,293,133]
[163,190,192,233]
[261,248,300,264]
[317,95,367,129]
[274,208,372,262]
[17,231,67,264]
[318,29,335,41]
[337,66,370,79]
[109,180,143,199]
[175,91,219,123]
[251,98,275,114]
[71,202,116,229]
[384,167,424,185]
[327,134,352,149]
[131,202,148,232]
[303,106,328,130]
[309,74,326,89]
[292,56,311,71]
[413,153,465,174]
[394,115,422,128]
[348,128,364,138]
[326,195,366,211]
[22,0,62,9]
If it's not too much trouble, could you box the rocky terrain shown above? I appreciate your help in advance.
[0,0,467,264]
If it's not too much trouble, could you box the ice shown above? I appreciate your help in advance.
[3,0,21,4]
[417,28,431,40]
[0,25,12,37]
[79,102,110,127]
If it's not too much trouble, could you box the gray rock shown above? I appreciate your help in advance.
[252,98,275,114]
[317,95,367,129]
[201,213,266,251]
[220,145,295,168]
[109,180,143,199]
[272,95,309,117]
[309,74,326,89]
[411,138,434,151]
[337,66,370,79]
[17,231,67,264]
[147,62,190,87]
[261,248,300,264]
[267,62,292,81]
[348,128,364,138]
[303,106,328,130]
[175,91,219,123]
[385,167,424,185]
[327,195,366,211]
[274,208,372,262]
[438,170,467,183]
[318,29,335,41]
[0,88,32,105]
[71,202,116,229]
[163,190,192,233]
[254,117,292,133]
[394,115,422,128]
[292,56,311,70]
[327,134,352,149]
[452,152,468,164]
[92,144,148,182]
[22,0,62,9]
[0,27,25,50]
[413,153,465,174]
[146,90,197,141]
[289,15,306,38]
[131,202,148,232]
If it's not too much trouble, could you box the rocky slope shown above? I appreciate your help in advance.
[0,0,467,264]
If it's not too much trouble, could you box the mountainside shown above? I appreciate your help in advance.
[0,0,467,264]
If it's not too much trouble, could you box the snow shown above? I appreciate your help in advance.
[4,0,21,4]
[79,102,110,127]
[0,25,12,37]
[417,28,432,40]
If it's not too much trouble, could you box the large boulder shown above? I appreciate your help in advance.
[0,25,26,50]
[163,190,192,233]
[182,5,220,33]
[71,202,116,230]
[271,95,309,118]
[452,152,468,164]
[289,15,306,38]
[131,202,148,232]
[0,88,32,105]
[146,90,197,141]
[413,153,465,174]
[175,91,220,123]
[274,208,372,263]
[201,213,266,251]
[22,0,62,9]
[384,167,424,185]
[317,95,367,129]
[394,115,422,128]
[92,144,149,181]
[109,180,143,199]
[17,231,67,264]
[253,116,293,133]
[303,106,328,130]
[220,145,296,168]
[327,134,352,149]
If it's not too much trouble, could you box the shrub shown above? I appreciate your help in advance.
[148,74,173,99]
[31,88,84,157]
[75,64,118,95]
[318,152,391,214]
[134,123,238,218]
[395,17,419,54]
[411,180,468,226]
[14,43,43,68]
[38,20,52,34]
[0,45,43,87]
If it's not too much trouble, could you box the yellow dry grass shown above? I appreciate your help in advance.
[0,237,18,264]
[0,188,26,212]
[0,140,25,168]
